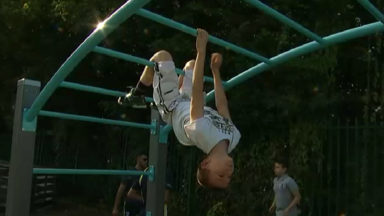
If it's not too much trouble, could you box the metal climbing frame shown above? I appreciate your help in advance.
[6,0,384,216]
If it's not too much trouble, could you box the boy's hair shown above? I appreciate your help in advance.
[197,165,228,190]
[275,157,289,169]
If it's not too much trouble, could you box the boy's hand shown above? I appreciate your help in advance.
[210,53,223,74]
[196,28,208,53]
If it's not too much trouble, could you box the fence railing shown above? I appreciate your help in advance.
[0,161,57,213]
[312,121,384,216]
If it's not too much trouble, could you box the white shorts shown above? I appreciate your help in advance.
[152,61,181,124]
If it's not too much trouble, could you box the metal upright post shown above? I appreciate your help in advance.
[6,79,41,216]
[146,106,167,216]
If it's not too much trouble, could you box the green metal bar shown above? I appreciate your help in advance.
[94,46,155,67]
[93,46,218,84]
[206,21,384,102]
[203,76,215,83]
[357,0,384,24]
[135,9,271,64]
[61,81,125,97]
[161,125,173,140]
[244,0,324,43]
[33,168,149,176]
[39,110,155,130]
[163,21,384,142]
[25,0,151,122]
[60,81,153,102]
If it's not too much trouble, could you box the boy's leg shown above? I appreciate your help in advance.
[119,50,173,108]
[183,60,196,71]
[139,50,174,87]
[179,59,195,94]
[147,50,182,124]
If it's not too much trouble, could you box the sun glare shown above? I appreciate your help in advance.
[96,21,105,30]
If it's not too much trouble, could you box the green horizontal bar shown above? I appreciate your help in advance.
[60,81,153,102]
[244,0,324,43]
[33,168,149,176]
[135,9,271,64]
[206,21,384,102]
[25,0,151,122]
[161,21,384,140]
[61,81,126,97]
[94,46,155,67]
[39,110,155,130]
[93,46,217,83]
[94,46,182,74]
[203,76,215,83]
[357,0,384,24]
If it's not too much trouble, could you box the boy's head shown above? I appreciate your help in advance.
[274,157,288,177]
[197,154,234,189]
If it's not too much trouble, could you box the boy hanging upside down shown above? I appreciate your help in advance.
[119,29,241,189]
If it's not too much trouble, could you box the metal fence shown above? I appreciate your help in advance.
[315,120,384,216]
[168,120,384,216]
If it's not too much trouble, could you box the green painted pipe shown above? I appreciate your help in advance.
[25,0,151,122]
[94,46,155,67]
[135,9,271,64]
[162,21,384,136]
[61,81,126,97]
[244,0,324,43]
[159,125,172,143]
[39,110,155,130]
[60,81,153,102]
[206,21,384,102]
[33,168,149,176]
[93,46,218,83]
[357,0,384,24]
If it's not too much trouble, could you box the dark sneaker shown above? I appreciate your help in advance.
[118,88,148,109]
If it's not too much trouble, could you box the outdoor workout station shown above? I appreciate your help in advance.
[5,0,384,216]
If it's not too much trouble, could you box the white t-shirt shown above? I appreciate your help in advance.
[171,101,241,154]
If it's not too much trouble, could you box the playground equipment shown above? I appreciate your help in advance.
[6,0,384,216]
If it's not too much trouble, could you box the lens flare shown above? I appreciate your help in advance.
[96,21,105,30]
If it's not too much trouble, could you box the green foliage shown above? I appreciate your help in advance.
[206,202,228,216]
[1,0,384,215]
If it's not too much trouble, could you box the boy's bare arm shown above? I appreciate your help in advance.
[211,53,231,120]
[190,29,208,121]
